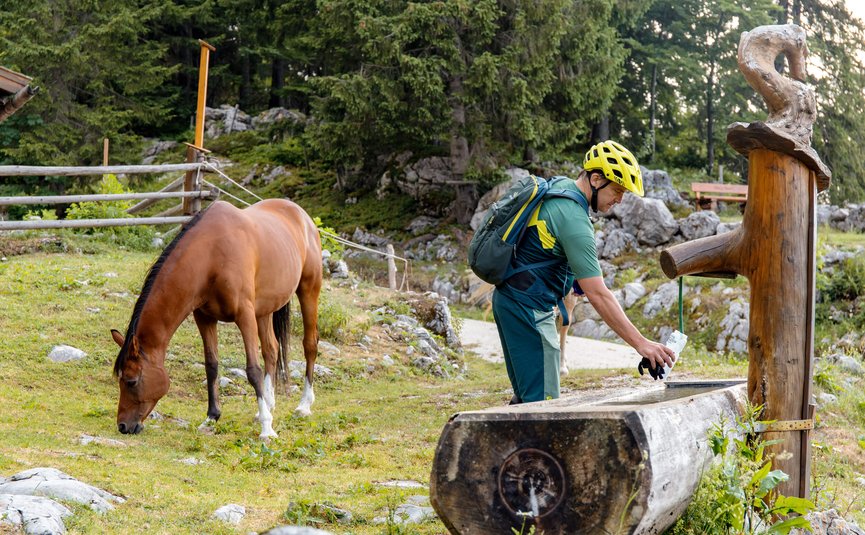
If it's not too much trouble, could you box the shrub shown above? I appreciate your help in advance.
[666,403,814,535]
[65,175,156,250]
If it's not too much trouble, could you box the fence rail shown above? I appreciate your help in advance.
[0,217,192,231]
[0,189,216,207]
[0,163,217,177]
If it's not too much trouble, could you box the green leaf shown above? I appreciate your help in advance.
[756,469,789,498]
[771,495,816,516]
[767,516,813,535]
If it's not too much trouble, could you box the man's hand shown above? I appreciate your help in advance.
[636,340,676,371]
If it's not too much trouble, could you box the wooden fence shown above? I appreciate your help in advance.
[0,162,220,230]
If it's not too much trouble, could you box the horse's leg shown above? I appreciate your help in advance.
[257,314,278,412]
[559,291,579,377]
[193,310,222,429]
[294,278,321,417]
[236,306,277,439]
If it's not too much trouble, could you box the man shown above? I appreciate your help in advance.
[492,140,675,403]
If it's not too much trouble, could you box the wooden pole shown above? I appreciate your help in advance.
[387,244,397,290]
[660,25,830,498]
[103,138,109,166]
[184,40,215,216]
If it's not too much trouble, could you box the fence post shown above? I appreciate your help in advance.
[387,244,397,290]
[184,39,216,216]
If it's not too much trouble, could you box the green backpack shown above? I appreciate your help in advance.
[468,175,589,286]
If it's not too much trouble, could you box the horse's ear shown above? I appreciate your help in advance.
[111,329,125,347]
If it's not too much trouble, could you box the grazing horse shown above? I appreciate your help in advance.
[110,199,322,439]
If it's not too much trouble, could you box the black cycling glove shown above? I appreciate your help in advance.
[638,357,665,380]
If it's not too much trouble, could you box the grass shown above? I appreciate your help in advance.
[0,241,864,533]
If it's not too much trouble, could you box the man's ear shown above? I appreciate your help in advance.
[111,329,125,347]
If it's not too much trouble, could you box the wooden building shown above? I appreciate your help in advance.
[0,66,36,124]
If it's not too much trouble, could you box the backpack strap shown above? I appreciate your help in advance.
[503,178,591,291]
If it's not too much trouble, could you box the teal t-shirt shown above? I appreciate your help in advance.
[496,178,602,310]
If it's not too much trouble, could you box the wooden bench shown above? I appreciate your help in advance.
[691,182,748,211]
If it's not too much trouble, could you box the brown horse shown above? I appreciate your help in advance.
[111,199,322,439]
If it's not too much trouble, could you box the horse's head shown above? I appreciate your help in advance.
[111,329,170,434]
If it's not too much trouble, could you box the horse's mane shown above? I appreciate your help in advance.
[113,205,212,377]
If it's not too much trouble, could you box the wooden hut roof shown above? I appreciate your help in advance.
[0,66,36,123]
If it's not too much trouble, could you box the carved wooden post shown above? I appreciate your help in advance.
[660,25,831,498]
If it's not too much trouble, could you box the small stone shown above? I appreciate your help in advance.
[213,503,245,525]
[47,345,86,363]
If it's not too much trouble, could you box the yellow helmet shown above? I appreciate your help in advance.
[583,140,644,197]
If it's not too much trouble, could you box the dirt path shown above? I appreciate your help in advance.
[460,318,640,370]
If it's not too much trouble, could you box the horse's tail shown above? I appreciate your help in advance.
[273,300,290,388]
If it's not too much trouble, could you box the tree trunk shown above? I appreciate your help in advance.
[649,64,658,163]
[592,115,610,143]
[431,382,747,534]
[449,76,470,177]
[706,64,715,177]
[239,53,252,111]
[269,57,285,108]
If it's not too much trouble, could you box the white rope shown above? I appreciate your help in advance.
[200,178,251,206]
[202,159,263,202]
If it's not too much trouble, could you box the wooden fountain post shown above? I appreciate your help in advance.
[660,25,831,499]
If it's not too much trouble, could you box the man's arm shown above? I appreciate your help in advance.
[578,275,675,369]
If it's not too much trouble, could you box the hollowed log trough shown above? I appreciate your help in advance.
[430,381,746,535]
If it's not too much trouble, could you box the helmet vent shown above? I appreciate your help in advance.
[612,169,624,179]
[623,157,632,165]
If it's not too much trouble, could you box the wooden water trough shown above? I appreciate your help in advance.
[430,380,746,534]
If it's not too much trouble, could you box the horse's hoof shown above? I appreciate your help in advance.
[560,368,570,376]
[294,407,312,418]
[259,430,278,440]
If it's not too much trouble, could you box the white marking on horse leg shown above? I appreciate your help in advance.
[257,397,278,439]
[198,417,217,432]
[294,377,315,417]
[264,373,276,411]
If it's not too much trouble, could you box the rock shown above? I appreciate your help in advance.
[251,107,307,129]
[0,468,124,513]
[308,503,353,524]
[791,509,865,535]
[79,435,127,448]
[622,282,647,309]
[570,318,615,340]
[140,139,179,165]
[642,168,687,208]
[351,227,389,247]
[0,494,71,535]
[47,345,86,363]
[288,360,334,378]
[828,354,865,376]
[329,260,349,279]
[470,167,531,231]
[381,355,395,367]
[817,392,838,406]
[716,221,741,234]
[642,281,681,319]
[375,480,426,489]
[679,211,720,240]
[176,457,203,465]
[716,300,750,354]
[424,293,460,348]
[318,341,340,356]
[597,228,638,259]
[405,216,440,235]
[373,502,436,525]
[226,367,248,380]
[261,527,336,535]
[612,196,679,246]
[212,503,245,525]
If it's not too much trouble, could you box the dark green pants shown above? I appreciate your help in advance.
[492,289,561,403]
